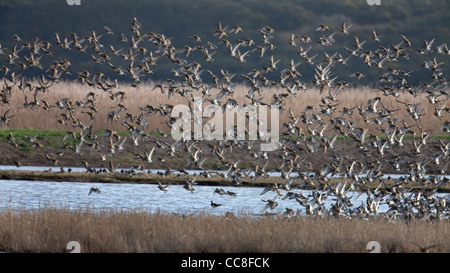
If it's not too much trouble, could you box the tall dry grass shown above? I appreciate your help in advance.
[0,207,449,253]
[0,80,444,135]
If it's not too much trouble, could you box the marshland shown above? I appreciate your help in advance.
[0,0,449,254]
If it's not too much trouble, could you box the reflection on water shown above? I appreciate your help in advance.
[0,179,376,216]
[0,165,449,217]
[12,177,446,218]
[0,179,286,215]
[1,165,449,180]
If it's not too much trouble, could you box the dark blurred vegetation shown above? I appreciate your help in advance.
[0,0,449,86]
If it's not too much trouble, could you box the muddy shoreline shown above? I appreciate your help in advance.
[1,134,449,192]
[1,169,449,193]
[0,136,448,173]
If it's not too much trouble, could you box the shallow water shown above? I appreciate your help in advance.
[0,165,449,216]
[0,179,377,216]
[1,165,448,180]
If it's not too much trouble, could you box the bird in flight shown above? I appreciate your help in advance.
[88,187,101,195]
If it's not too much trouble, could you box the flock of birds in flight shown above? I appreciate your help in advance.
[0,18,449,222]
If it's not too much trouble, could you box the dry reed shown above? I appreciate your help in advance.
[0,206,449,253]
[0,80,444,135]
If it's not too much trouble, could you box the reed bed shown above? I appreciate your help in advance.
[0,80,443,135]
[0,206,449,253]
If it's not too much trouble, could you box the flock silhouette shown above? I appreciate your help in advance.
[0,18,449,221]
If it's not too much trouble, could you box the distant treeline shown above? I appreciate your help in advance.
[0,0,449,85]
